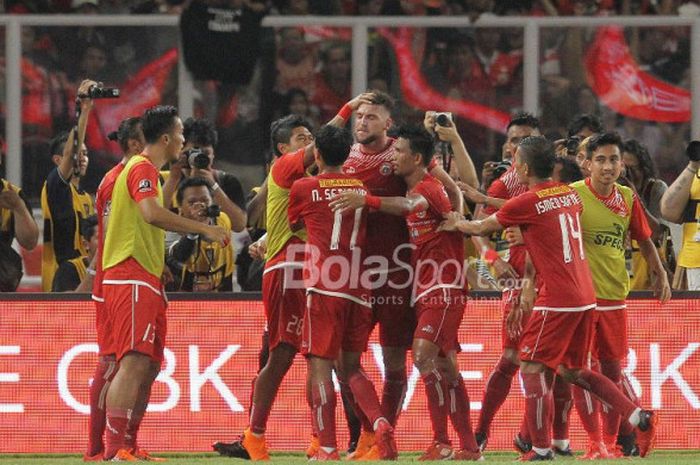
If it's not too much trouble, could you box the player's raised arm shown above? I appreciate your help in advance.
[329,191,427,217]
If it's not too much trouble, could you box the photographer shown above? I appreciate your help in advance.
[52,214,97,292]
[162,118,247,232]
[166,177,234,292]
[0,174,39,292]
[423,111,479,189]
[41,79,96,292]
[660,141,700,290]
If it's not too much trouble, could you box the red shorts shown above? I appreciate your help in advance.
[414,288,467,354]
[302,292,373,359]
[592,304,628,361]
[519,309,594,370]
[500,289,531,351]
[94,299,114,356]
[102,280,167,363]
[262,263,306,351]
[373,268,415,348]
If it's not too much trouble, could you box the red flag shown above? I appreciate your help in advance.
[86,48,179,154]
[378,27,511,133]
[585,26,690,123]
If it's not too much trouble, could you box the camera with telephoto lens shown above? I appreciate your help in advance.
[86,84,120,99]
[686,141,700,162]
[183,148,211,169]
[492,159,512,179]
[565,136,581,157]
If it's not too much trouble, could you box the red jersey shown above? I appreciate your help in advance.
[92,161,126,301]
[485,165,529,275]
[343,139,409,266]
[288,173,370,305]
[496,181,596,311]
[408,174,466,302]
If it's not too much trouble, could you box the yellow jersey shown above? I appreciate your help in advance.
[678,174,700,268]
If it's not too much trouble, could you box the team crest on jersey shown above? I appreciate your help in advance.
[379,162,393,176]
[345,166,356,174]
[138,179,153,192]
[416,210,426,219]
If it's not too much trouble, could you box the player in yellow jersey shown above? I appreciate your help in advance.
[570,132,670,458]
[101,106,228,461]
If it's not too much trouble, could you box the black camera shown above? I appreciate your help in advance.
[492,159,512,179]
[86,85,120,99]
[565,136,581,157]
[435,112,453,127]
[205,204,221,218]
[183,148,211,169]
[686,141,700,162]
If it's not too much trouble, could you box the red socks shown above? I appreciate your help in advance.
[104,408,130,459]
[522,372,553,450]
[421,370,450,444]
[477,356,518,436]
[312,381,337,449]
[448,376,478,452]
[599,360,623,443]
[382,369,407,427]
[575,368,638,423]
[573,385,602,442]
[347,370,383,431]
[618,371,640,436]
[249,402,271,435]
[552,375,572,441]
[86,355,117,457]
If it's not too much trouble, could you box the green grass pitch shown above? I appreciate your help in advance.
[1,451,700,464]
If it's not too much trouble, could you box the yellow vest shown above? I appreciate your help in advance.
[265,167,306,261]
[40,175,95,292]
[177,212,234,291]
[102,155,164,278]
[678,175,700,268]
[571,180,634,301]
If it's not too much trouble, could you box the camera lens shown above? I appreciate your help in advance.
[436,114,450,127]
[686,141,700,162]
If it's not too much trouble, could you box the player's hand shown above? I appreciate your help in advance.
[329,191,366,212]
[518,280,536,313]
[437,211,463,232]
[504,226,524,246]
[655,272,672,304]
[458,181,487,204]
[249,237,267,260]
[203,225,230,247]
[346,92,375,111]
[506,305,523,340]
[493,257,518,281]
[0,189,25,212]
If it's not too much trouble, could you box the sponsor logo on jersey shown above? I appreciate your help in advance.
[421,324,434,334]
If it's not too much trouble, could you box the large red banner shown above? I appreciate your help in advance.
[0,297,698,453]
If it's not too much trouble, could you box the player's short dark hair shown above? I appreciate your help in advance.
[176,176,212,205]
[366,90,395,115]
[586,132,623,159]
[554,157,584,183]
[49,131,70,157]
[622,138,657,180]
[518,136,555,179]
[395,124,434,166]
[314,125,353,167]
[142,105,179,144]
[507,112,539,131]
[567,113,604,138]
[183,117,218,147]
[270,114,314,157]
[108,117,143,153]
[80,214,98,241]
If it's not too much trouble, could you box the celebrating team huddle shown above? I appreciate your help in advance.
[210,91,668,462]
